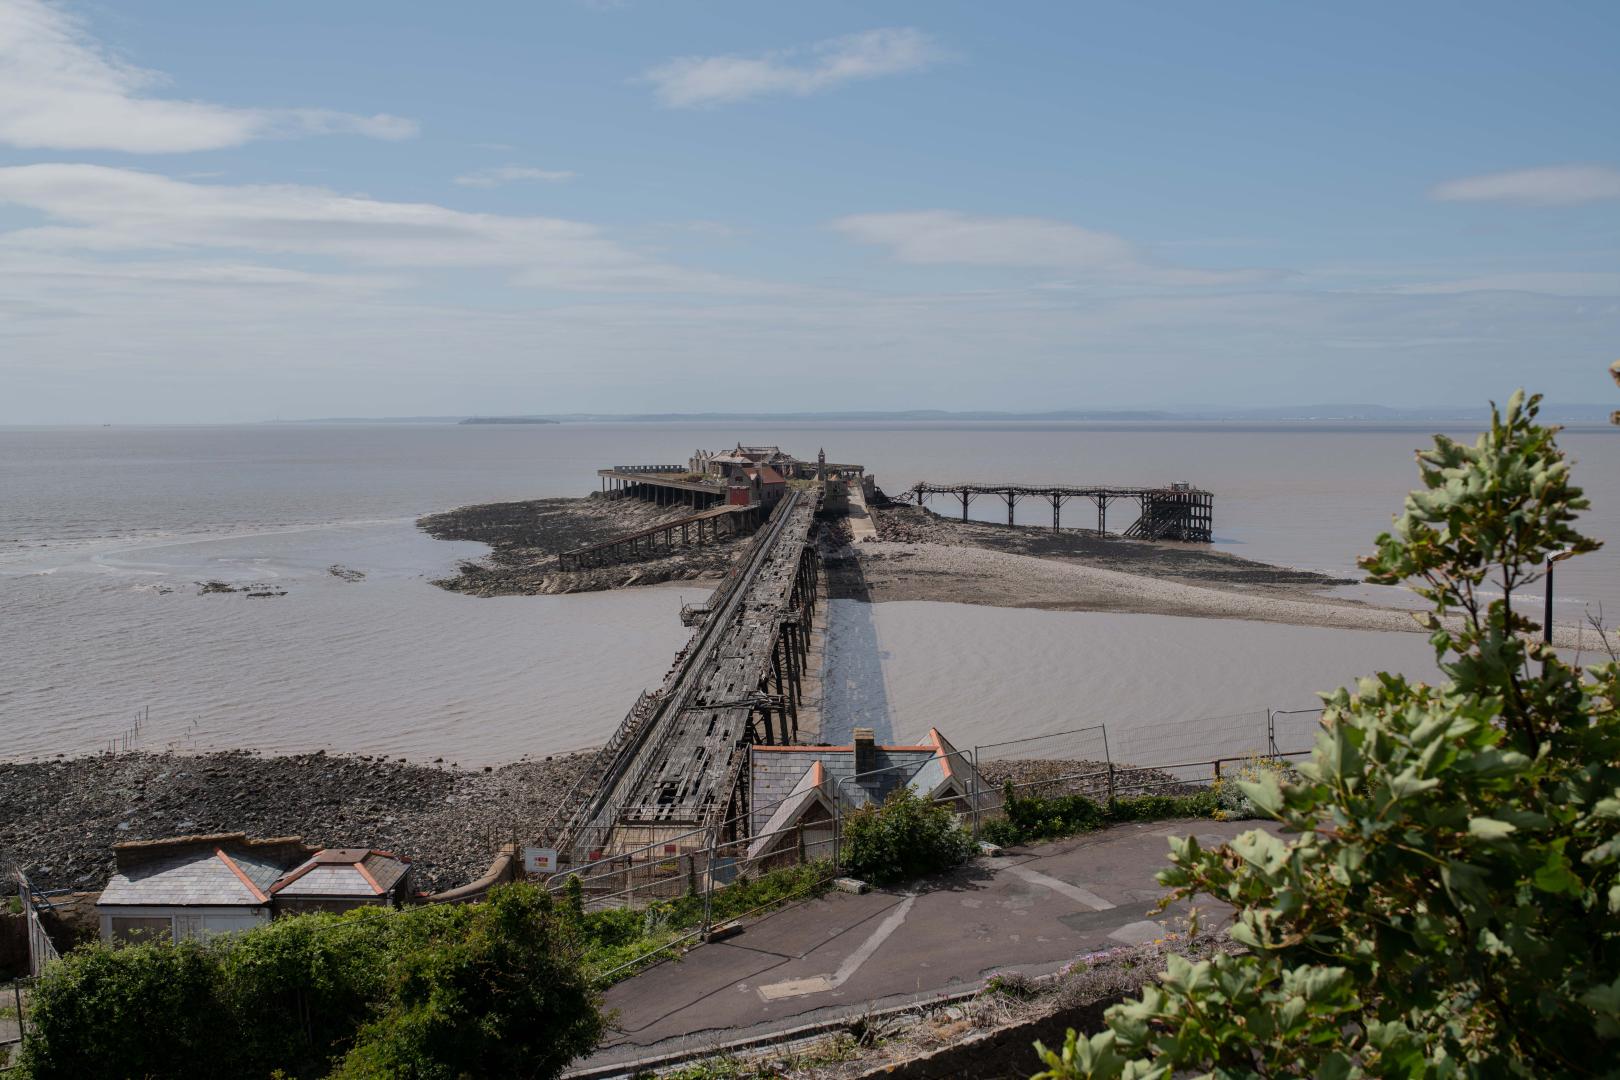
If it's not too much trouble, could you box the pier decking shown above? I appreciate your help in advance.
[906,481,1213,542]
[549,489,820,861]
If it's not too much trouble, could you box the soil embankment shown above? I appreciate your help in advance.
[0,750,590,894]
[419,494,747,596]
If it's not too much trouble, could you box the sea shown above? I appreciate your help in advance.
[4,421,1618,767]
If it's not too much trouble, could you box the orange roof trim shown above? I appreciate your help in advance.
[214,848,269,904]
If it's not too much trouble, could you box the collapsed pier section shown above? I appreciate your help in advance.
[907,481,1213,542]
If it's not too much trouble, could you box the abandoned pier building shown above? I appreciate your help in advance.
[596,444,875,512]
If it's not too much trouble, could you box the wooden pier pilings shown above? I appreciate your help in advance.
[556,504,760,571]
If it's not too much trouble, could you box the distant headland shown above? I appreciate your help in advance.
[458,416,559,425]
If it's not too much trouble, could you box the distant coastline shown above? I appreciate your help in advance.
[260,402,1615,426]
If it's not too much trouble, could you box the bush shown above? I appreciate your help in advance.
[331,884,602,1079]
[17,938,233,1079]
[15,883,600,1080]
[985,784,1221,847]
[843,787,975,884]
[1208,754,1295,820]
[1033,392,1620,1077]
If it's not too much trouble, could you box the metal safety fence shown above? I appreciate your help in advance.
[0,978,33,1074]
[533,704,1330,978]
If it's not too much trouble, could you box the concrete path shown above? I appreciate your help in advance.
[845,484,879,542]
[581,818,1271,1074]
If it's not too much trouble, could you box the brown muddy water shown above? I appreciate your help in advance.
[4,421,1616,763]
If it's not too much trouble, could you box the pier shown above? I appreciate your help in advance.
[548,488,821,861]
[905,481,1213,542]
[556,504,761,571]
[543,452,1216,872]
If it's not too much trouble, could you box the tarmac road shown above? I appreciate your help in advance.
[580,816,1277,1074]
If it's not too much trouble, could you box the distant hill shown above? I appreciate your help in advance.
[266,403,1613,426]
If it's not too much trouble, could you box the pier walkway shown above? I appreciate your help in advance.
[549,489,820,862]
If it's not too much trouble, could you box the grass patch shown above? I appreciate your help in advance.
[572,862,832,985]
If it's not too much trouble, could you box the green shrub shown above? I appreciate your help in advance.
[986,785,1220,847]
[16,883,599,1080]
[1033,392,1620,1077]
[843,787,975,884]
[16,938,234,1079]
[1209,754,1295,820]
[331,884,601,1079]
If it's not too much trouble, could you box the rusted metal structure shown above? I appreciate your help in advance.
[906,481,1213,542]
[547,488,821,863]
[555,503,760,571]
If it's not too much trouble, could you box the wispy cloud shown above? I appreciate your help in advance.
[1432,165,1620,206]
[832,210,1274,287]
[643,27,947,108]
[0,0,417,152]
[0,164,747,293]
[453,165,576,188]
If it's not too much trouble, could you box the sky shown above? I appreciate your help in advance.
[1,0,1617,423]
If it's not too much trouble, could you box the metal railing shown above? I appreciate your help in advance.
[14,873,58,979]
[0,977,33,1072]
[532,705,1329,980]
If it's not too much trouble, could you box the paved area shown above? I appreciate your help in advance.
[582,817,1272,1073]
[844,485,879,542]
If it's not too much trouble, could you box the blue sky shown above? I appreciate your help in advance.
[1,0,1617,422]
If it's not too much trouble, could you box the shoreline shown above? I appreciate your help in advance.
[0,749,592,894]
[418,493,1613,648]
[844,504,1609,648]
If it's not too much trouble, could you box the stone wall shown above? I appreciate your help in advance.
[854,994,1125,1080]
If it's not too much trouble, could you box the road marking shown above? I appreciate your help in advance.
[756,895,915,1001]
[1007,866,1115,911]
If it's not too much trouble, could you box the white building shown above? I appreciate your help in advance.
[96,833,302,943]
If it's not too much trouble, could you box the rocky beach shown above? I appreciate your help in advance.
[0,750,590,894]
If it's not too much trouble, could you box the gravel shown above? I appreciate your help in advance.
[0,750,590,895]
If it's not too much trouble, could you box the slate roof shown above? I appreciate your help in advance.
[748,728,982,838]
[271,849,410,898]
[99,846,286,908]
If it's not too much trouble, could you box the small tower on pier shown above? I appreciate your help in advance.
[816,447,826,482]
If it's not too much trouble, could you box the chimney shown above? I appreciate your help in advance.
[852,728,876,776]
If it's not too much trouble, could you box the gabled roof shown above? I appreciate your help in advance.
[99,845,286,908]
[746,762,834,861]
[755,465,786,485]
[747,728,985,842]
[270,849,410,898]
